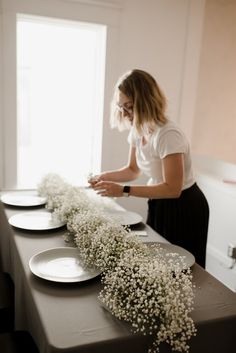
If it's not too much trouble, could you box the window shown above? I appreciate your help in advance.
[17,15,106,188]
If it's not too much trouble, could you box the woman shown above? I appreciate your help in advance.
[89,69,209,268]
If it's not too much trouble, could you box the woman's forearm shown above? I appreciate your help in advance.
[92,181,182,198]
[101,166,140,182]
[128,183,182,199]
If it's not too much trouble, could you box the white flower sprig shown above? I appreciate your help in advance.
[37,173,196,353]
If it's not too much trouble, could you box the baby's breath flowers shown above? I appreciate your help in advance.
[99,245,196,352]
[38,173,69,210]
[38,174,196,352]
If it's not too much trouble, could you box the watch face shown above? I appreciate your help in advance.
[123,185,130,194]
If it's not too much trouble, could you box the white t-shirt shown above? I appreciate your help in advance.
[128,120,195,190]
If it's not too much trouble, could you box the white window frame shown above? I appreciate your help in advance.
[0,0,121,189]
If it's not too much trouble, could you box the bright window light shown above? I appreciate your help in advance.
[17,15,106,188]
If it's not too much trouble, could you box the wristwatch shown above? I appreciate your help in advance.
[123,185,130,197]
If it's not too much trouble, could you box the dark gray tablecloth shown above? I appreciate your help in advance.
[0,197,236,353]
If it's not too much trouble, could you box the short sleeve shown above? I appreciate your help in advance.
[157,129,187,159]
[127,128,136,147]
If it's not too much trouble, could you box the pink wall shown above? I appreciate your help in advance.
[192,0,236,164]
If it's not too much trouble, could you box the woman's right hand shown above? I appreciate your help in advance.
[87,175,99,188]
[87,173,107,188]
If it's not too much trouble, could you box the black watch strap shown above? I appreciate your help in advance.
[123,185,130,197]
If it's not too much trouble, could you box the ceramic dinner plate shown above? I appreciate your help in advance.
[29,247,101,283]
[145,242,195,269]
[105,209,143,226]
[8,211,66,231]
[1,191,46,207]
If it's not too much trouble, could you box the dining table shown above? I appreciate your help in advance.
[0,189,236,353]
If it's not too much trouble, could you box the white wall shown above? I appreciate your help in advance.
[190,0,236,290]
[101,0,206,218]
[194,156,236,291]
[0,0,122,189]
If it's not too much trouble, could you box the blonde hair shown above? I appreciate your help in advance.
[110,69,167,134]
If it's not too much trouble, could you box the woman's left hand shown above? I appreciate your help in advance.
[93,181,123,197]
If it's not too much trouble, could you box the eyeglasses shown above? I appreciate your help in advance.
[116,103,133,115]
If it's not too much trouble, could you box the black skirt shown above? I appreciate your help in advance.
[146,183,209,268]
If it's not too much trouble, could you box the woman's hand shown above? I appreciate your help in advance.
[87,175,100,188]
[87,173,107,188]
[93,181,124,197]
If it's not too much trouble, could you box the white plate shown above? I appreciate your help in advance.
[145,242,195,269]
[105,209,143,226]
[29,247,101,283]
[8,211,66,231]
[1,191,46,207]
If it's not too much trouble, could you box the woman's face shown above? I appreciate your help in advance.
[116,91,134,124]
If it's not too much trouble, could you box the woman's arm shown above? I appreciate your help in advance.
[129,153,183,198]
[93,153,184,198]
[89,146,140,185]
